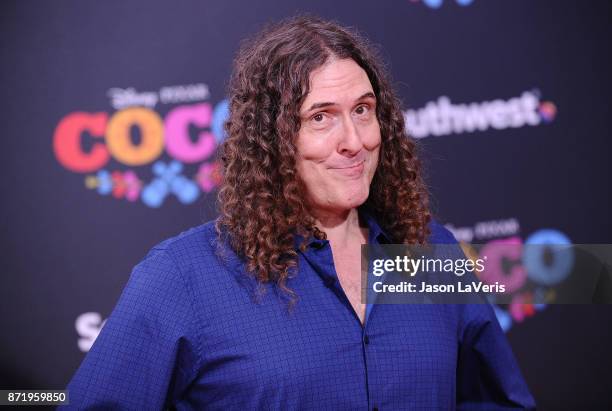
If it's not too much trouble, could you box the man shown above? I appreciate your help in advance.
[63,16,536,410]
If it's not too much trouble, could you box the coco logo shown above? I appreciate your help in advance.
[461,227,573,332]
[53,99,229,208]
[477,230,574,292]
[411,0,475,9]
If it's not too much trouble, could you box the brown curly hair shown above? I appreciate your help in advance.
[216,15,431,302]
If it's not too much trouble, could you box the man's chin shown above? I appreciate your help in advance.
[333,190,370,211]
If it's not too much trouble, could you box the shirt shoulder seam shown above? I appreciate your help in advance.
[155,247,205,386]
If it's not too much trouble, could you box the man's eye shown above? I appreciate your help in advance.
[355,105,369,115]
[313,113,325,122]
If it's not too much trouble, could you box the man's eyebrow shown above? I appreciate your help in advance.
[305,101,336,112]
[357,91,376,101]
[303,91,376,113]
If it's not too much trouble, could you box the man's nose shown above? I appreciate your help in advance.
[338,115,364,155]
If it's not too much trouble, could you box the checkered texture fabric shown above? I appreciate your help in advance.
[61,210,535,410]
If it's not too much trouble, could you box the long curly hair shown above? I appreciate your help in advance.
[216,15,431,302]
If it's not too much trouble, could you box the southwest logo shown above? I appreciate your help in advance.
[404,90,557,138]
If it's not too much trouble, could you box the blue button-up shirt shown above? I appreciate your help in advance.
[62,209,536,410]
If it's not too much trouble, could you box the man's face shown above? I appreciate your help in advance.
[296,58,381,215]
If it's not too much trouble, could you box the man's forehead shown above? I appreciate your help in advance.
[301,59,375,110]
[307,59,372,92]
[302,91,376,114]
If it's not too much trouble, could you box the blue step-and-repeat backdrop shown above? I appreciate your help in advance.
[1,1,611,409]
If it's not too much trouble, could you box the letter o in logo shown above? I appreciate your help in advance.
[106,107,164,166]
[523,229,573,286]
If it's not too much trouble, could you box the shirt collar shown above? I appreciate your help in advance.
[360,206,392,245]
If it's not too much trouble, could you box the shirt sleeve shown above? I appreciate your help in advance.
[456,302,537,410]
[59,247,203,410]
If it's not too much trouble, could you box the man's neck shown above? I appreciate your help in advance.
[313,207,367,248]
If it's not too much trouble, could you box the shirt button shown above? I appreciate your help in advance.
[363,334,370,345]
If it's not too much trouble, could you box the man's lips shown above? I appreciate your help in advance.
[328,160,366,170]
[329,160,365,177]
